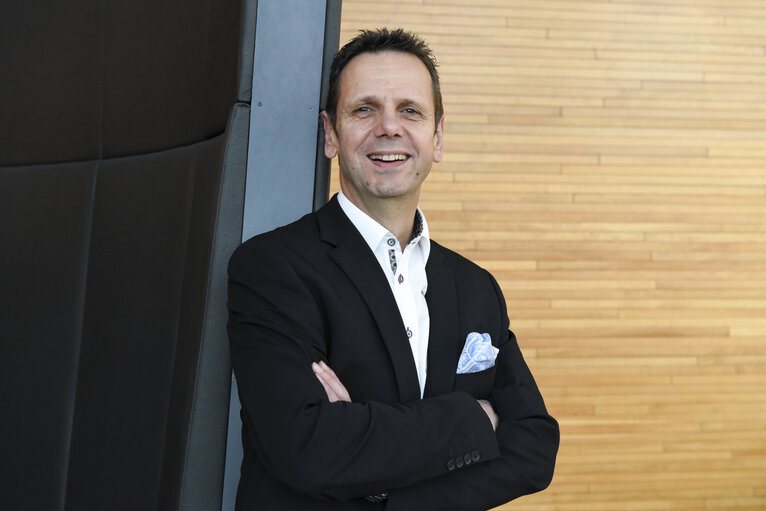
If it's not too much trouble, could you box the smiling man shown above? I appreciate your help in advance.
[322,48,443,248]
[227,28,559,510]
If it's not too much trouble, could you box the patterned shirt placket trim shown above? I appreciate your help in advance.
[388,249,397,274]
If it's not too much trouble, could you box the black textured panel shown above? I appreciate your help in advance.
[0,162,97,511]
[0,0,104,164]
[62,137,224,510]
[102,0,241,158]
[0,0,242,166]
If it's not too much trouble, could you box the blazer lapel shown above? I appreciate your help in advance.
[423,244,461,398]
[317,197,422,403]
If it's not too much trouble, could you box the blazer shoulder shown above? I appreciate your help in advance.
[429,239,506,306]
[239,210,320,249]
[229,210,322,272]
[430,239,490,278]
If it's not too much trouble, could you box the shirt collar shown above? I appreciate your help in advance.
[337,190,430,261]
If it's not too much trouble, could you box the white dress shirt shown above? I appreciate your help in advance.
[337,191,431,397]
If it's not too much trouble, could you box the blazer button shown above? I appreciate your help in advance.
[471,450,480,462]
[447,459,456,471]
[464,453,472,465]
[456,456,464,468]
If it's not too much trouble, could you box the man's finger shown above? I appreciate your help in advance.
[318,361,351,402]
[312,361,351,402]
[313,363,341,401]
[312,362,337,400]
[477,399,499,431]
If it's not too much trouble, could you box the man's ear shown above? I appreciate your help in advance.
[433,115,445,163]
[321,111,338,159]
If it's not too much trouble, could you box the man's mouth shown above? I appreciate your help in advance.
[368,154,408,162]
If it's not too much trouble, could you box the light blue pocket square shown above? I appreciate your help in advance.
[456,332,499,374]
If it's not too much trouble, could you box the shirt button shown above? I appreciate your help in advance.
[387,238,395,246]
[398,275,404,284]
[406,328,412,338]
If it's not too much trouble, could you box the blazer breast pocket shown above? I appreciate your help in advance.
[454,365,496,399]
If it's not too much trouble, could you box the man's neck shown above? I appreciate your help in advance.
[341,190,419,247]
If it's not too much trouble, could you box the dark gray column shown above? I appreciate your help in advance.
[222,2,341,509]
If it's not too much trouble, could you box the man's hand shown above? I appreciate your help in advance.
[312,361,351,402]
[477,399,498,431]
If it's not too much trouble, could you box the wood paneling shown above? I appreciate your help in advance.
[335,1,766,509]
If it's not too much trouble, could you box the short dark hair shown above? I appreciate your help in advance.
[325,28,443,128]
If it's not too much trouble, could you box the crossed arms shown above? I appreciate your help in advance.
[313,360,499,431]
[228,234,559,510]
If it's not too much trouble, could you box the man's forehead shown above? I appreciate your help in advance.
[338,51,433,102]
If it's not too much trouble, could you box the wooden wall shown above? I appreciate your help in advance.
[334,1,766,509]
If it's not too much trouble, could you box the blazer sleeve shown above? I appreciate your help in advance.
[384,272,560,510]
[227,238,502,502]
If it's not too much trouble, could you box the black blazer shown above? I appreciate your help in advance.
[227,195,558,510]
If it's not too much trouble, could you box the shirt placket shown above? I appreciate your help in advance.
[382,234,426,394]
[396,247,417,336]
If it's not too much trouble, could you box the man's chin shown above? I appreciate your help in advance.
[368,185,417,200]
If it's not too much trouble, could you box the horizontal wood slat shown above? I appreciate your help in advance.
[335,1,766,509]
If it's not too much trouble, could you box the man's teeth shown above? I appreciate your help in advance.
[370,154,407,162]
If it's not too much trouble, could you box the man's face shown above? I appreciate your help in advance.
[322,51,445,211]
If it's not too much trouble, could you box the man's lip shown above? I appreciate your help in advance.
[367,153,410,162]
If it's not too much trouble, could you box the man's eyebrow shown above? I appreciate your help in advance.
[349,95,378,105]
[349,95,427,106]
[400,98,428,109]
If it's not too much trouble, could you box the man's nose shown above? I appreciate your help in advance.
[374,108,402,137]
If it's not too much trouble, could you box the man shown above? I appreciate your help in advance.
[228,28,559,510]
